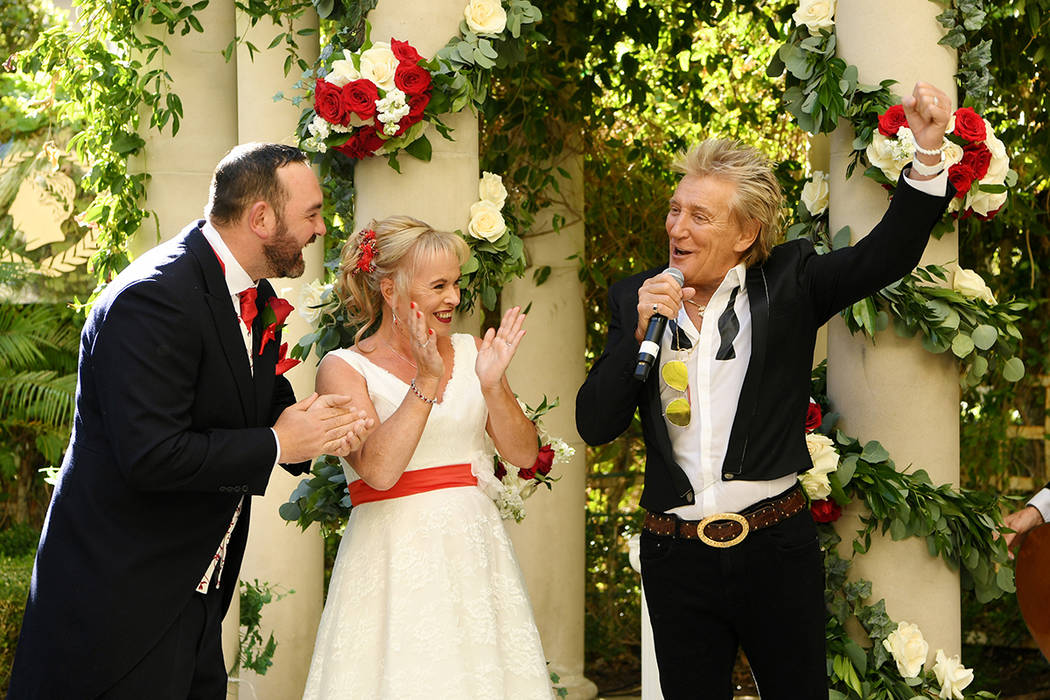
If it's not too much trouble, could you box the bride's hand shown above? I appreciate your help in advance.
[406,302,443,380]
[475,306,526,391]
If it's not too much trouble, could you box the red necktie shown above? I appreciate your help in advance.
[238,287,258,329]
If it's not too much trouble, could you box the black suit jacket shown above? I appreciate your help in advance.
[577,177,954,513]
[8,222,309,699]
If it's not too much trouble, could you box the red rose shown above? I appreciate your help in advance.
[534,444,556,476]
[259,323,277,355]
[275,342,300,376]
[805,401,822,433]
[952,107,987,143]
[314,79,349,125]
[342,79,379,120]
[517,465,537,480]
[948,163,977,199]
[334,128,385,160]
[810,498,842,523]
[877,104,908,137]
[494,459,507,481]
[960,143,992,181]
[267,297,294,326]
[391,38,423,64]
[407,92,431,120]
[395,62,432,97]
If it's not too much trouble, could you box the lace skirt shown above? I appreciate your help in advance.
[302,485,553,700]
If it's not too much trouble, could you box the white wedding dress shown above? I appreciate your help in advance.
[302,334,553,700]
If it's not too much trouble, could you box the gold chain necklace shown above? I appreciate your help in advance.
[684,298,707,316]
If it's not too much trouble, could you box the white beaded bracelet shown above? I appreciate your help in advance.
[409,378,437,405]
[910,151,946,176]
[913,139,947,156]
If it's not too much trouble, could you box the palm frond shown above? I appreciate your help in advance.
[0,369,77,431]
[0,304,80,371]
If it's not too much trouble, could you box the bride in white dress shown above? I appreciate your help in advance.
[302,215,553,699]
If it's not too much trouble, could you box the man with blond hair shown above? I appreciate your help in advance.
[577,83,956,698]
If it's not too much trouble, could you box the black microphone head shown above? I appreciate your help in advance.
[664,267,684,287]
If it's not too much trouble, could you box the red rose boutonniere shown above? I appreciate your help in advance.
[259,296,295,356]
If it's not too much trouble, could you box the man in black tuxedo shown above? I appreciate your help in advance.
[8,143,370,699]
[576,83,955,698]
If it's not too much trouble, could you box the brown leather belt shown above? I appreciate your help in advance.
[642,484,806,548]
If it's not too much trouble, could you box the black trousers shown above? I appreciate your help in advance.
[98,585,228,700]
[640,508,827,700]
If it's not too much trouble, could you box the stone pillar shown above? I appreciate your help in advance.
[503,157,597,699]
[131,0,238,258]
[232,10,323,700]
[829,0,960,659]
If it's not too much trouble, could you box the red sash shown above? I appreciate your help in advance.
[348,463,477,506]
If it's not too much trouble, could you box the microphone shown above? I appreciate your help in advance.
[633,267,684,382]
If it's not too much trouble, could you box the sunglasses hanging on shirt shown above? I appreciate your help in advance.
[661,319,693,427]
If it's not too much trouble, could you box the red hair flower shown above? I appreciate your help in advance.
[354,229,378,274]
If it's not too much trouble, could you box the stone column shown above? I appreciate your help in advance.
[129,0,242,683]
[503,157,597,699]
[232,10,323,700]
[829,0,961,659]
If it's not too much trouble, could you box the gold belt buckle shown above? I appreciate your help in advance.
[697,512,749,548]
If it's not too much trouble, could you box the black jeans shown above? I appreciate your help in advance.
[640,508,827,699]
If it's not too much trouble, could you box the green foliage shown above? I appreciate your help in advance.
[0,554,34,695]
[0,525,40,558]
[0,0,64,61]
[842,265,1027,389]
[279,455,350,537]
[233,579,293,677]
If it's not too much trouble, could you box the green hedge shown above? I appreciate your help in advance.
[0,554,34,694]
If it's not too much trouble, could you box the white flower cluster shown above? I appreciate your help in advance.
[376,88,410,136]
[298,279,337,325]
[882,622,974,698]
[467,171,509,242]
[801,170,830,216]
[798,432,839,499]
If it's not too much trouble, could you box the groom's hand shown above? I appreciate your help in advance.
[274,393,370,463]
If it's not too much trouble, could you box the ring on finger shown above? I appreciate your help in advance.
[652,303,659,313]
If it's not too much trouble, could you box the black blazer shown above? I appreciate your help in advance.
[8,222,309,699]
[577,177,954,513]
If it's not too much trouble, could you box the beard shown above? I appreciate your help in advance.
[263,216,308,279]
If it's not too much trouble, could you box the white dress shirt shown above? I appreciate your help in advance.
[660,169,949,520]
[1029,488,1050,523]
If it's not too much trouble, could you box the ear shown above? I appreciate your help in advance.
[246,201,274,239]
[379,276,397,309]
[733,218,761,254]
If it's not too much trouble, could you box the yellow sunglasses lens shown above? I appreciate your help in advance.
[665,397,691,427]
[661,360,689,392]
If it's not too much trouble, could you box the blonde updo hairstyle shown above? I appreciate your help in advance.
[672,139,784,267]
[337,215,470,347]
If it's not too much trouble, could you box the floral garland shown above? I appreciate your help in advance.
[297,1,542,171]
[796,366,1010,698]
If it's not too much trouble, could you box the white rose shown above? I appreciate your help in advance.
[327,51,362,87]
[933,649,974,700]
[799,433,839,499]
[479,171,508,209]
[792,0,836,34]
[468,200,507,242]
[359,42,398,92]
[298,279,330,325]
[942,140,964,168]
[965,187,1008,219]
[801,170,830,216]
[866,131,906,183]
[881,621,929,678]
[950,265,996,305]
[982,122,1009,183]
[464,0,507,34]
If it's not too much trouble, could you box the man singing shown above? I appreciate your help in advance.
[576,82,954,698]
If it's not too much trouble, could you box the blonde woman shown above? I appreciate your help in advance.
[303,216,553,699]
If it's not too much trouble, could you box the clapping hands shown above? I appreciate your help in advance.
[475,306,526,391]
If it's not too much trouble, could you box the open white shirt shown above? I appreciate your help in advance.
[661,169,949,520]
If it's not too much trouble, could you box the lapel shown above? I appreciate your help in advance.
[722,263,770,474]
[184,222,256,423]
[252,279,279,425]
